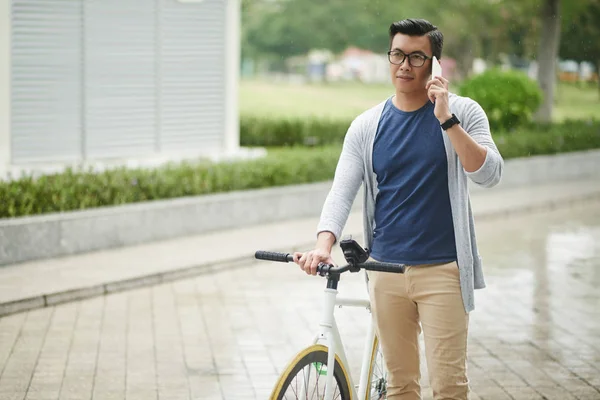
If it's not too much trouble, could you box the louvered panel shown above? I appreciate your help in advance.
[10,0,83,164]
[159,0,226,151]
[84,0,157,159]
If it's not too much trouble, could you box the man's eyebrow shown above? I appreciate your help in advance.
[391,48,427,55]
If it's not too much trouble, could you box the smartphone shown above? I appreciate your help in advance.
[432,56,443,79]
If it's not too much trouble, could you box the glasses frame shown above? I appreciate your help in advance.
[387,50,431,67]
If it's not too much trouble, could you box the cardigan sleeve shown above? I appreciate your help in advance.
[460,99,504,188]
[316,119,365,242]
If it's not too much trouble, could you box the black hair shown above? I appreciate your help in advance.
[389,19,443,60]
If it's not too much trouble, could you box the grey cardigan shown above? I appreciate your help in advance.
[316,93,504,312]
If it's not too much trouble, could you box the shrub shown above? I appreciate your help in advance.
[240,115,349,147]
[1,119,598,219]
[459,68,543,131]
[495,118,600,158]
[0,146,342,219]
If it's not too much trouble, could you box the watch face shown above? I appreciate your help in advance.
[442,115,458,130]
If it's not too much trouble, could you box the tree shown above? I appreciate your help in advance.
[559,0,600,96]
[534,0,561,123]
[241,0,438,64]
[240,0,594,90]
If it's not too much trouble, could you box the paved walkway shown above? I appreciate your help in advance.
[1,179,600,317]
[0,181,599,399]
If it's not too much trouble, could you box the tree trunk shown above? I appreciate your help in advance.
[534,0,561,123]
[453,35,475,81]
[461,36,476,81]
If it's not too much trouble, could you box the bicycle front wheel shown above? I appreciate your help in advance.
[270,344,352,400]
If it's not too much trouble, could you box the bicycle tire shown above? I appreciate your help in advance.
[270,344,352,400]
[365,335,388,399]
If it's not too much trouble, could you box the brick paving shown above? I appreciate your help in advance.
[1,203,599,399]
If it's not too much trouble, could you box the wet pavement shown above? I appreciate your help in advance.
[0,203,599,400]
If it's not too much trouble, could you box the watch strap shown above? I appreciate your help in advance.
[441,114,460,130]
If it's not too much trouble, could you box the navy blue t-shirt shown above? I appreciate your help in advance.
[370,98,457,265]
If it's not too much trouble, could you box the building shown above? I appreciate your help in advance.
[0,0,240,178]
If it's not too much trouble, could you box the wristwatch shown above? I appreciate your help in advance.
[441,114,460,130]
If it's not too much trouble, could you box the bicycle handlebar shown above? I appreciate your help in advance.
[254,251,293,263]
[360,261,405,274]
[254,251,405,274]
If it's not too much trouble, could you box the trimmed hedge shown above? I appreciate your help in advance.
[240,115,349,147]
[1,119,599,219]
[495,119,600,158]
[0,146,343,219]
[241,114,600,150]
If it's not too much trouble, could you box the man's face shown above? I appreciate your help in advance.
[389,33,433,95]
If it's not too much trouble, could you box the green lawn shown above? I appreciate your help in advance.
[240,79,599,122]
[553,82,600,121]
[240,80,393,120]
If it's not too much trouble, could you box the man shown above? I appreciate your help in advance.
[293,19,503,399]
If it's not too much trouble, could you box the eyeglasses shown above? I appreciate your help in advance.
[387,50,431,67]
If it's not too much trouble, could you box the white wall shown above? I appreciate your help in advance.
[0,0,10,173]
[1,0,244,180]
[224,0,240,154]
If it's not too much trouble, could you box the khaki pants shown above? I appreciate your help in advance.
[366,261,470,400]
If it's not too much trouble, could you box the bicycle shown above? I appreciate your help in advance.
[255,238,406,400]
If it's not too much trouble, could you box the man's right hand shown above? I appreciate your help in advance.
[293,249,336,276]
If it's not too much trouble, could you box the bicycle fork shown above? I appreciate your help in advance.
[315,288,350,400]
[298,287,340,399]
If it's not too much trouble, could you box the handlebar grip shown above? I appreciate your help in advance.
[255,251,293,263]
[362,261,405,274]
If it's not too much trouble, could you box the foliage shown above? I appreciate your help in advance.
[494,118,600,158]
[241,0,598,80]
[559,0,600,76]
[239,114,600,153]
[2,117,599,218]
[0,146,343,218]
[242,0,420,60]
[240,116,349,147]
[459,69,543,131]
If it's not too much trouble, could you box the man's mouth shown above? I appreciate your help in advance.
[397,76,414,81]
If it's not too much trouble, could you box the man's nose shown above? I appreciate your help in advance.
[399,61,412,71]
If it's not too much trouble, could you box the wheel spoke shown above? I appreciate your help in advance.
[303,365,313,398]
[303,365,309,400]
[367,344,388,400]
[310,364,320,399]
[289,373,299,398]
[273,349,349,400]
[315,364,320,399]
[293,367,298,398]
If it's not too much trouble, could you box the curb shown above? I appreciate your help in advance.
[0,257,258,317]
[2,149,599,267]
[1,192,600,318]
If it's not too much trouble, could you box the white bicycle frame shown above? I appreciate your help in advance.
[305,286,378,400]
